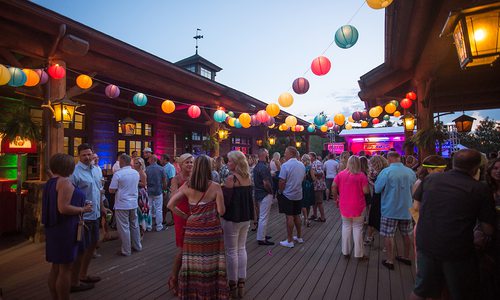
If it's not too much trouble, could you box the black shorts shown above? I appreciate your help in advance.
[79,219,100,252]
[278,194,302,216]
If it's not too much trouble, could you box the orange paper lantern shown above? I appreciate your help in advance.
[76,74,92,89]
[334,113,345,126]
[278,92,294,108]
[23,69,40,87]
[266,103,280,117]
[161,100,176,114]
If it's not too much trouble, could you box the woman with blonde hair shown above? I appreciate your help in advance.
[168,155,228,299]
[166,153,194,295]
[338,151,350,172]
[332,156,369,259]
[364,155,389,245]
[270,152,281,199]
[133,157,150,239]
[222,151,254,298]
[301,154,314,227]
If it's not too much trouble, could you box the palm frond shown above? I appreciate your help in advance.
[0,104,41,142]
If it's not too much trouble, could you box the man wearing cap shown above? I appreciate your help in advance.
[143,147,153,167]
[145,154,168,231]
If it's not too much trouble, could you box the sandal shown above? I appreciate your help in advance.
[238,279,245,298]
[396,256,412,266]
[80,275,101,283]
[382,260,394,270]
[306,220,311,227]
[308,216,318,221]
[168,276,178,296]
[364,236,374,245]
[316,218,326,222]
[251,222,258,231]
[229,280,238,299]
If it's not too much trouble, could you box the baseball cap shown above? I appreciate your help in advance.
[143,147,152,153]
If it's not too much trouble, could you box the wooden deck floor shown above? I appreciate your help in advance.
[0,201,415,299]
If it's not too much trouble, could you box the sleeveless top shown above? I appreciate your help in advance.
[42,177,85,227]
[222,177,254,223]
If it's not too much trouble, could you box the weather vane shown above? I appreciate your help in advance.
[194,28,203,54]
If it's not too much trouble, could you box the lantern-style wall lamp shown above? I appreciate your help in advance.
[119,117,137,136]
[217,128,229,140]
[441,2,500,68]
[401,113,416,132]
[256,139,263,147]
[268,136,276,146]
[42,97,82,124]
[295,141,302,148]
[452,113,476,133]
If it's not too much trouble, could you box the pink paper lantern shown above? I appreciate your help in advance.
[256,110,270,123]
[188,105,201,118]
[311,56,331,76]
[35,69,48,85]
[105,84,120,98]
[264,116,275,127]
[250,114,261,126]
[326,120,334,128]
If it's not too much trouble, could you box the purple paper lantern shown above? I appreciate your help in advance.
[35,69,48,85]
[264,116,275,127]
[105,84,120,99]
[292,77,310,95]
[360,111,368,120]
[250,114,261,126]
[352,111,361,122]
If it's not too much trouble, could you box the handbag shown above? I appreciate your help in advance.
[76,214,85,242]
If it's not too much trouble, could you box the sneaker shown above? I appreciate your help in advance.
[293,236,304,244]
[258,240,275,246]
[279,240,294,248]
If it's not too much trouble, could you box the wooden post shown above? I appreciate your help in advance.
[416,79,434,160]
[47,59,66,160]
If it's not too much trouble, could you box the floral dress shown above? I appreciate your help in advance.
[311,160,326,191]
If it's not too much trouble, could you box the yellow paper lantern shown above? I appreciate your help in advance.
[242,122,251,128]
[361,120,368,128]
[23,69,40,87]
[385,102,397,114]
[320,125,328,132]
[228,118,236,127]
[345,123,353,130]
[348,116,354,123]
[238,113,251,126]
[334,113,345,126]
[0,64,11,85]
[161,100,176,114]
[369,107,381,118]
[393,111,401,117]
[366,0,394,10]
[280,124,289,131]
[266,103,280,117]
[285,115,297,127]
[268,123,275,129]
[76,74,93,89]
[278,92,294,108]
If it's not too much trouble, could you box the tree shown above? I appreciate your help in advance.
[458,117,500,154]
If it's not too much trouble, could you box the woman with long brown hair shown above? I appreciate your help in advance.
[166,153,193,295]
[168,155,228,299]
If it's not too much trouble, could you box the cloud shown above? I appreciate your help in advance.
[470,111,485,131]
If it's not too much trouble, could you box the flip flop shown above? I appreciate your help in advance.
[382,260,394,270]
[79,275,101,283]
[70,282,94,293]
[396,256,412,265]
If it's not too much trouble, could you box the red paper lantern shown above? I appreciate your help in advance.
[187,105,201,118]
[311,56,331,76]
[294,125,302,132]
[360,111,368,120]
[292,77,310,94]
[372,118,380,125]
[406,91,417,101]
[326,120,334,128]
[256,110,270,123]
[400,98,413,109]
[47,64,66,79]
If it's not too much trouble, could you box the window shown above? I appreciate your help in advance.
[186,65,196,72]
[144,123,152,136]
[134,123,142,135]
[192,132,202,141]
[63,113,85,130]
[129,141,142,156]
[200,67,211,79]
[64,137,69,155]
[116,140,152,157]
[73,137,83,157]
[118,140,126,153]
[64,137,85,158]
[231,136,251,154]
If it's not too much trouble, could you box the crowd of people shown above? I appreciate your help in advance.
[41,143,500,299]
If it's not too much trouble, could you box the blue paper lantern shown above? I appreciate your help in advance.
[314,114,326,126]
[133,93,148,106]
[307,124,316,133]
[8,67,27,87]
[334,25,359,49]
[213,110,226,123]
[234,119,242,128]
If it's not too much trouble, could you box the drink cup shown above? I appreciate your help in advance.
[106,211,113,222]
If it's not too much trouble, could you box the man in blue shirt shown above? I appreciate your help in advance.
[161,154,176,226]
[375,151,416,270]
[145,155,167,231]
[70,143,107,291]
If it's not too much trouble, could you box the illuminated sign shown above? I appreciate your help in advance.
[326,142,345,154]
[0,136,37,154]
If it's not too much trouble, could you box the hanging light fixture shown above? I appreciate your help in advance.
[452,113,476,133]
[441,2,500,68]
[42,96,81,124]
[268,136,276,146]
[119,117,137,136]
[256,139,263,146]
[217,127,229,140]
[295,141,302,148]
[401,113,416,132]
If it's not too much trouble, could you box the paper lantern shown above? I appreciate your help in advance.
[314,114,327,126]
[104,84,120,98]
[393,111,401,117]
[294,125,302,132]
[299,125,305,132]
[187,105,201,118]
[227,111,235,117]
[256,110,270,123]
[385,102,397,114]
[228,118,236,127]
[291,125,296,132]
[162,100,176,114]
[334,113,345,126]
[242,122,252,129]
[366,0,394,10]
[250,114,261,126]
[360,111,368,120]
[234,119,242,128]
[35,69,48,85]
[292,77,310,94]
[264,116,275,127]
[400,98,412,109]
[352,111,361,122]
[268,123,275,129]
[320,125,328,132]
[334,25,359,49]
[383,114,391,121]
[372,118,380,125]
[8,67,27,87]
[133,93,148,106]
[361,120,368,128]
[213,109,226,122]
[307,124,316,133]
[406,91,417,101]
[0,64,11,85]
[369,107,381,118]
[76,74,92,89]
[390,100,399,107]
[266,103,280,117]
[326,120,334,128]
[278,92,294,108]
[345,123,353,130]
[311,56,331,76]
[285,116,297,127]
[47,64,65,79]
[23,69,40,87]
[280,124,289,131]
[348,116,354,123]
[239,113,251,126]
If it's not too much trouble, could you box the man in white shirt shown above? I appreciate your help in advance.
[109,154,142,256]
[112,151,125,174]
[323,153,339,201]
[278,146,306,248]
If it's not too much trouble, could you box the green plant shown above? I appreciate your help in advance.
[0,104,41,142]
[410,121,448,152]
[202,134,219,153]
